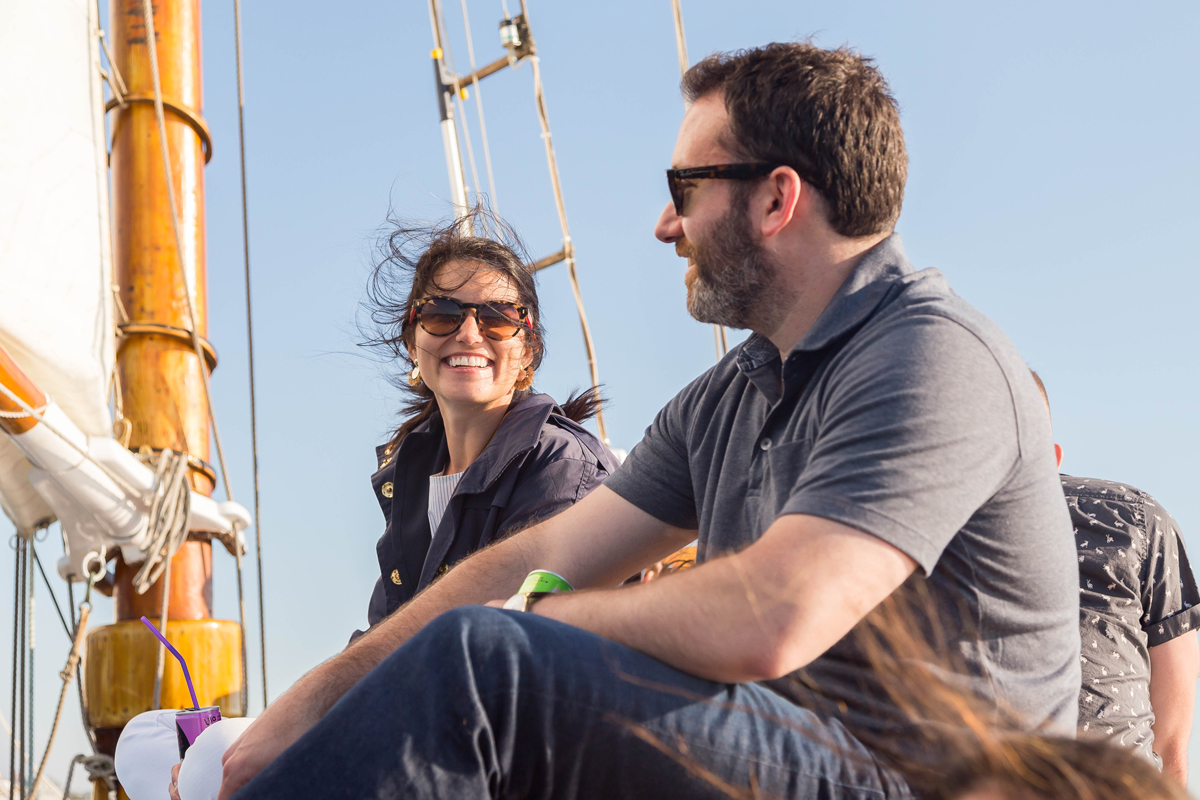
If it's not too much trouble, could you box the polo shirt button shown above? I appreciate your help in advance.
[382,481,394,498]
[759,438,771,451]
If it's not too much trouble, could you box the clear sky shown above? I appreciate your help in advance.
[3,0,1199,791]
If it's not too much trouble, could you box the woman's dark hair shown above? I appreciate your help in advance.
[363,206,602,448]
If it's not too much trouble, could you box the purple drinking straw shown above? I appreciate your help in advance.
[140,615,201,709]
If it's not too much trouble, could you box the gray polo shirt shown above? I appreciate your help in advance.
[606,235,1080,737]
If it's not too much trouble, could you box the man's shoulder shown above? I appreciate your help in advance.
[873,267,1015,356]
[1060,474,1156,511]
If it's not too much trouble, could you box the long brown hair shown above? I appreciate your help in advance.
[362,206,602,449]
[622,571,1187,800]
[846,584,1187,800]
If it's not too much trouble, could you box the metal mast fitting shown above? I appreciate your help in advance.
[425,0,609,441]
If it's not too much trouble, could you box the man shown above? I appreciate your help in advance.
[1032,371,1199,783]
[218,44,1079,800]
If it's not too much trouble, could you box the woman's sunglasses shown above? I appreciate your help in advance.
[408,296,532,341]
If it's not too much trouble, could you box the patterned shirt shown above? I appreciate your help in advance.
[1066,474,1200,764]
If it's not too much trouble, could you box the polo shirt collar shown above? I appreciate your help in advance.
[736,233,913,372]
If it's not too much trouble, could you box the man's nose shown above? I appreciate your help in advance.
[655,201,683,244]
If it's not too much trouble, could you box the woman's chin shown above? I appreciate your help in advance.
[432,384,513,410]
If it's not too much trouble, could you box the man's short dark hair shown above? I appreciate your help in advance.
[682,42,907,238]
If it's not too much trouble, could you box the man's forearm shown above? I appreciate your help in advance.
[298,529,540,718]
[532,515,917,683]
[1157,742,1188,785]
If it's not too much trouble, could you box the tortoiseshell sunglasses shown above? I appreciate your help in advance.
[408,296,531,341]
[665,163,782,215]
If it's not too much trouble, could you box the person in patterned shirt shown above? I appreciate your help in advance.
[1032,370,1200,783]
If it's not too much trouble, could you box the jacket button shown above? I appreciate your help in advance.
[390,569,402,585]
[759,438,771,451]
[382,481,394,498]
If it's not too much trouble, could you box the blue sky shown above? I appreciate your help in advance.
[3,0,1199,790]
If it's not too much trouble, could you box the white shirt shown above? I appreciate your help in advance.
[426,471,465,572]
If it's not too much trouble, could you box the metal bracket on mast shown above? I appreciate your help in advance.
[431,50,471,223]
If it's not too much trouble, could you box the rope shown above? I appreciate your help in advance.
[0,399,50,420]
[526,47,608,442]
[669,0,688,77]
[667,0,728,361]
[232,0,268,710]
[152,546,171,710]
[458,0,500,216]
[29,598,90,796]
[131,451,191,595]
[140,0,250,710]
[66,583,98,756]
[61,754,114,800]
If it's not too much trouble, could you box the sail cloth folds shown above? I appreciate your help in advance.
[0,0,115,533]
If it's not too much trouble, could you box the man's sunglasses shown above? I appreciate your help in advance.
[665,163,782,216]
[408,296,532,341]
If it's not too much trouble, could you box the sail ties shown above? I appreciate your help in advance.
[0,398,50,420]
[131,450,191,596]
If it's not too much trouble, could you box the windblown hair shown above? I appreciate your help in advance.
[622,573,1186,800]
[682,42,907,238]
[845,584,1186,800]
[362,206,602,448]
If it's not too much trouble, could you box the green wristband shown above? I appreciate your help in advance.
[518,570,573,595]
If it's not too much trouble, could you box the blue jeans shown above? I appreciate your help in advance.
[234,607,913,799]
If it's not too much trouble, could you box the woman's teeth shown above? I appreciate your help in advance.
[446,355,490,368]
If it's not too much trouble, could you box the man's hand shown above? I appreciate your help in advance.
[169,763,181,800]
[214,487,686,797]
[217,692,321,800]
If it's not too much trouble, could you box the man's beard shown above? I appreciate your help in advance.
[683,200,778,330]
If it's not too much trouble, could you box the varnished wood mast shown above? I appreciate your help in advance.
[109,0,213,627]
[84,0,244,768]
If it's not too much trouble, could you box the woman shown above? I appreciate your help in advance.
[354,209,619,637]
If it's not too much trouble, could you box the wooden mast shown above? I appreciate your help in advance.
[86,0,242,767]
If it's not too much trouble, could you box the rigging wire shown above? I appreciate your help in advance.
[425,0,610,441]
[524,44,608,442]
[30,548,69,642]
[9,539,19,800]
[458,0,501,216]
[668,0,728,361]
[232,0,268,710]
[139,0,250,712]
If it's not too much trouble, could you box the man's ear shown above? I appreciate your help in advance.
[759,166,804,239]
[1054,443,1064,470]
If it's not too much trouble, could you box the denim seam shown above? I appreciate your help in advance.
[475,689,896,798]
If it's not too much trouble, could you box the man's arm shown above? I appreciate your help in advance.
[528,512,917,682]
[1149,630,1198,784]
[218,486,692,800]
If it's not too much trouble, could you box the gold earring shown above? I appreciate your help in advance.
[515,366,534,391]
[408,364,422,387]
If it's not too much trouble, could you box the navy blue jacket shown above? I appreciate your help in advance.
[357,393,618,636]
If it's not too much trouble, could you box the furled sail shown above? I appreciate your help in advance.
[0,0,115,534]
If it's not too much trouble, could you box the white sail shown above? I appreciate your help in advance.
[0,0,115,533]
